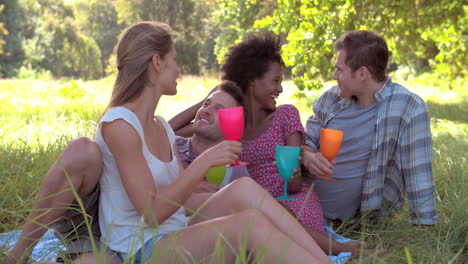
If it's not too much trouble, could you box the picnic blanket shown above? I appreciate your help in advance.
[1,226,352,263]
[0,229,64,263]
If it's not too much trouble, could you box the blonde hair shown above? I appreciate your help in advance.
[105,21,173,113]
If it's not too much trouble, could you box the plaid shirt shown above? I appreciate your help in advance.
[175,136,198,169]
[305,78,437,225]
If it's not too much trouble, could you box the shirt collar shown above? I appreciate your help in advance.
[337,77,393,107]
[179,137,192,154]
[176,136,197,157]
[337,94,353,111]
[374,77,392,102]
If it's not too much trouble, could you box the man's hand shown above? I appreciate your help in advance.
[302,146,335,178]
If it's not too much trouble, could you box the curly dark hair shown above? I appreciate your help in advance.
[221,32,285,93]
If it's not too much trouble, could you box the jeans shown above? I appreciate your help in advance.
[133,233,168,264]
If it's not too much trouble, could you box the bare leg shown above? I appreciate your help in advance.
[276,202,365,256]
[185,180,373,258]
[303,224,363,256]
[153,209,328,263]
[6,137,102,264]
[186,177,331,263]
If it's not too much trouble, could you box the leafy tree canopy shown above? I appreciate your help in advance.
[18,0,102,79]
[0,4,8,54]
[215,0,467,90]
[0,0,26,77]
[73,0,124,75]
[114,0,214,74]
[1,0,465,85]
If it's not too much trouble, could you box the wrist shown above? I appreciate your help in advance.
[188,158,211,180]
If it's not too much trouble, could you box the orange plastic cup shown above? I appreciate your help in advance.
[320,128,344,161]
[319,128,343,181]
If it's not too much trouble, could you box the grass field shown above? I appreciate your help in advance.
[0,73,467,263]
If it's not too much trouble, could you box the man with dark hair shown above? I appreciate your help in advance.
[303,30,437,226]
[171,80,250,189]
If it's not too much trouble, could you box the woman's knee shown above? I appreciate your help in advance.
[60,137,102,174]
[225,177,269,203]
[228,177,262,194]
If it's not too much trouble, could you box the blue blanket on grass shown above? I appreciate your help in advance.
[1,226,352,263]
[0,229,64,263]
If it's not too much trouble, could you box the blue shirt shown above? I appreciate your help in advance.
[305,78,437,225]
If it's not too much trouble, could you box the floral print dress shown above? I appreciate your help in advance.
[240,104,324,232]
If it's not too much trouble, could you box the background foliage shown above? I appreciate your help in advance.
[0,5,7,54]
[252,0,467,90]
[0,0,466,85]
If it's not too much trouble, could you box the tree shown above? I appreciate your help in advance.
[74,0,124,76]
[0,0,26,77]
[259,0,467,90]
[213,0,276,65]
[215,0,466,90]
[0,4,8,54]
[114,0,213,74]
[20,0,102,79]
[354,0,466,81]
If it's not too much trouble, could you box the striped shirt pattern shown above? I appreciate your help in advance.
[305,79,437,225]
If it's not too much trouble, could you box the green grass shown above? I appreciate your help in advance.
[0,73,467,263]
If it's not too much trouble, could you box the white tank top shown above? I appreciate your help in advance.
[96,106,188,255]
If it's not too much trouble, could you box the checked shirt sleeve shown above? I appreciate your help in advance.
[305,113,321,152]
[305,93,330,152]
[398,100,438,225]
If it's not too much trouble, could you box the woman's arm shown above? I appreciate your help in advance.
[286,131,303,193]
[168,101,202,137]
[286,131,302,146]
[102,119,241,227]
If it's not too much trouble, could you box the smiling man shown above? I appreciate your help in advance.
[172,80,250,190]
[302,30,437,226]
